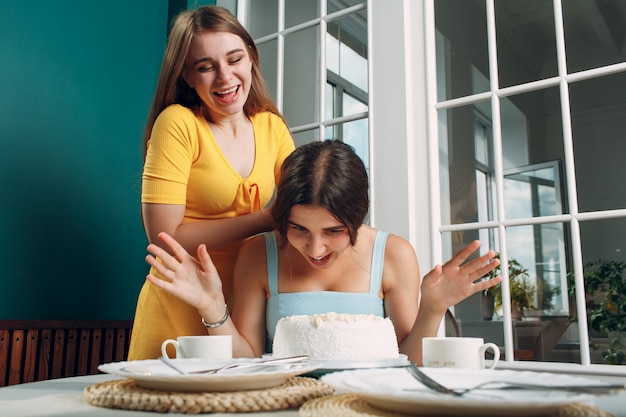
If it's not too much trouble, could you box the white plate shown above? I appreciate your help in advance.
[98,358,319,392]
[263,354,409,376]
[321,367,602,416]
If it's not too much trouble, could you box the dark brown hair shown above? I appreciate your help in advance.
[272,140,369,245]
[143,6,281,155]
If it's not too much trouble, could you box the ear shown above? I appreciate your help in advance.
[182,72,193,88]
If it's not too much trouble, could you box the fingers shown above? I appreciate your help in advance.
[474,275,502,294]
[145,242,182,280]
[196,244,217,275]
[156,232,192,262]
[447,240,482,266]
[471,255,500,279]
[146,270,172,290]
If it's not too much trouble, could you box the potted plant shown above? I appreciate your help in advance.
[569,260,626,364]
[482,255,535,320]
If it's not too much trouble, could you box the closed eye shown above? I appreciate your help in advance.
[288,224,306,232]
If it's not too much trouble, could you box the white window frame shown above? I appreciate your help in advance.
[371,0,626,376]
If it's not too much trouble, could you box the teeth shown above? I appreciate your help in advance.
[218,86,237,95]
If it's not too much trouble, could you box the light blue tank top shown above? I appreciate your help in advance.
[264,230,388,353]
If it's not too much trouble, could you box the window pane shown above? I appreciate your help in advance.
[580,217,626,365]
[504,161,565,220]
[286,0,319,28]
[257,39,278,104]
[325,83,335,120]
[283,26,320,126]
[435,0,489,101]
[343,92,367,115]
[327,13,368,93]
[506,223,570,318]
[247,0,278,38]
[291,129,319,147]
[570,72,626,212]
[562,1,626,73]
[500,88,564,171]
[342,118,369,170]
[439,101,494,231]
[494,0,558,88]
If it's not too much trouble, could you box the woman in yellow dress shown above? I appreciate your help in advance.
[128,6,295,360]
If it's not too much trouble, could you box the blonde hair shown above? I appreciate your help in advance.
[143,6,282,155]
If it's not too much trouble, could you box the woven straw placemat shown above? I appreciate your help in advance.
[298,393,616,417]
[84,376,334,414]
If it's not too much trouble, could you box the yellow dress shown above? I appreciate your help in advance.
[129,104,295,360]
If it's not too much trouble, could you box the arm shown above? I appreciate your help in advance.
[144,232,262,357]
[142,203,273,254]
[379,235,421,357]
[230,236,271,357]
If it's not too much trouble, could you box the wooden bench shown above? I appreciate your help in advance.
[0,320,132,387]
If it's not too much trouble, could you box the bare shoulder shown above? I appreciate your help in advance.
[384,233,419,264]
[236,234,267,270]
[381,232,420,286]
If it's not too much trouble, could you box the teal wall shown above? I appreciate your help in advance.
[0,0,171,320]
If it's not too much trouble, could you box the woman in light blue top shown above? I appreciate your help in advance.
[145,140,501,364]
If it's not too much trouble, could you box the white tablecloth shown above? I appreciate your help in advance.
[1,372,625,416]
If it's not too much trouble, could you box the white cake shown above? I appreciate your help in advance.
[272,312,399,360]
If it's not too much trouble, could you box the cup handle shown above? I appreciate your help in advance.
[161,339,179,359]
[480,342,500,369]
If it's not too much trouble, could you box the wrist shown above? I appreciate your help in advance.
[201,304,229,328]
[417,300,447,319]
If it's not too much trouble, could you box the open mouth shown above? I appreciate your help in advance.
[214,85,239,99]
[310,254,331,265]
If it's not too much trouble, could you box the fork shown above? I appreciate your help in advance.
[405,362,624,396]
[159,355,310,375]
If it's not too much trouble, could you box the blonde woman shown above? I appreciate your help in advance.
[129,6,295,360]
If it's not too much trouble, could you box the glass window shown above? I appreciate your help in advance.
[435,0,626,366]
[580,217,626,365]
[250,0,368,163]
[562,0,626,73]
[257,40,278,103]
[494,0,558,88]
[285,0,319,28]
[570,72,626,213]
[247,0,278,38]
[439,101,494,231]
[435,0,489,101]
[283,26,320,126]
[327,15,368,94]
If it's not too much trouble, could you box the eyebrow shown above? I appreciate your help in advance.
[287,220,345,231]
[192,48,245,66]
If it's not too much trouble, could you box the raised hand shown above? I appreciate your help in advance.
[145,232,225,312]
[420,240,501,313]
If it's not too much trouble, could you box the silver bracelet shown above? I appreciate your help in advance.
[201,305,229,328]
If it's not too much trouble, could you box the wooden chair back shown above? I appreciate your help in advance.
[0,320,132,387]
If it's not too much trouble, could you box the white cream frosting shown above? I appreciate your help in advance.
[272,312,399,360]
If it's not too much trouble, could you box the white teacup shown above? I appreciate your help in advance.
[161,335,232,360]
[422,337,500,370]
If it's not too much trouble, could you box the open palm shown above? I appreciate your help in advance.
[420,240,501,313]
[145,232,224,311]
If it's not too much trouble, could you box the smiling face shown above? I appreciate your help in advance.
[286,205,352,269]
[184,31,252,120]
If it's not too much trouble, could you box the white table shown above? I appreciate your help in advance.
[1,373,625,416]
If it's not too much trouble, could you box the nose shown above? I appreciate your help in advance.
[215,63,232,82]
[306,234,327,258]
